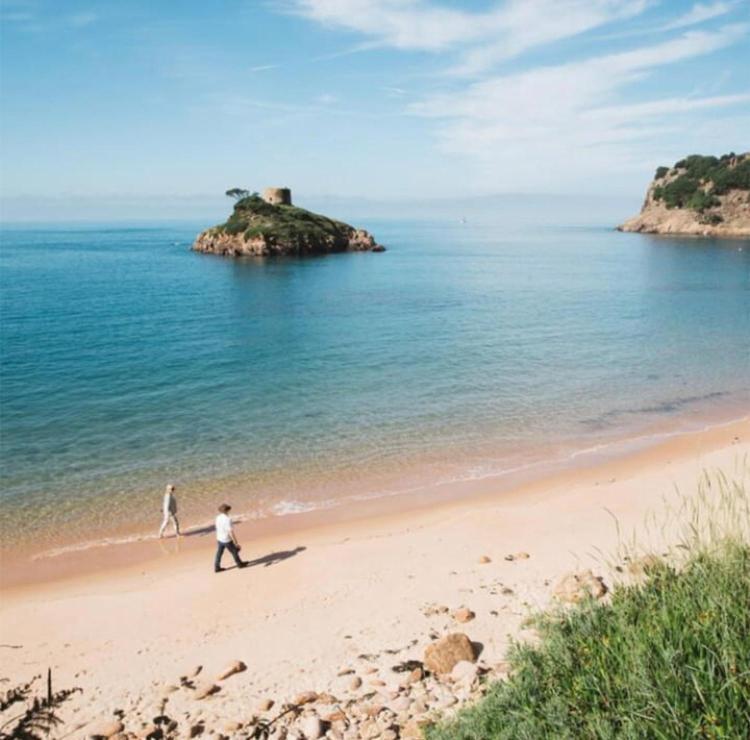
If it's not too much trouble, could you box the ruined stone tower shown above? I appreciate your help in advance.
[262,187,292,206]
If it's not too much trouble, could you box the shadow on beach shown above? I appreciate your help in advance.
[246,546,307,568]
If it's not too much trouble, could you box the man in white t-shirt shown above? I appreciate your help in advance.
[158,484,181,538]
[214,503,247,572]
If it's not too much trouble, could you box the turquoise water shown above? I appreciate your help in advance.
[1,196,749,554]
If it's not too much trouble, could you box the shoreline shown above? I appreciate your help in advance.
[2,404,748,591]
[0,417,747,736]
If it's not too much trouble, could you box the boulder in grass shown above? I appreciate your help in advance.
[553,570,608,604]
[423,633,476,675]
[216,659,246,680]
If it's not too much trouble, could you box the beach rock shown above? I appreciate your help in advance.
[504,554,515,561]
[298,715,324,739]
[357,720,381,739]
[320,708,346,723]
[257,698,275,712]
[216,660,246,680]
[193,683,220,700]
[189,723,204,737]
[88,720,125,738]
[514,552,530,560]
[424,633,476,675]
[345,676,362,692]
[452,607,475,623]
[294,691,319,705]
[478,555,491,564]
[451,660,479,686]
[553,570,608,604]
[389,695,411,712]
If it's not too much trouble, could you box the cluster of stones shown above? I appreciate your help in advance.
[84,554,625,740]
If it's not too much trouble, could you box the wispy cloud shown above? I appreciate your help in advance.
[250,64,279,72]
[662,1,739,30]
[289,0,651,73]
[410,23,749,187]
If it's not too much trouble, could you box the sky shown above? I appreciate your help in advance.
[0,0,748,219]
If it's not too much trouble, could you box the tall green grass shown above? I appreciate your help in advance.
[427,467,750,739]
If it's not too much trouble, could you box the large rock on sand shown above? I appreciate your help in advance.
[423,633,476,675]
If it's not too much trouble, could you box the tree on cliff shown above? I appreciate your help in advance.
[225,188,250,201]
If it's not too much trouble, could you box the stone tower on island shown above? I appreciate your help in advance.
[262,187,292,206]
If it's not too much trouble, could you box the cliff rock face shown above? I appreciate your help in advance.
[618,153,750,237]
[193,194,385,257]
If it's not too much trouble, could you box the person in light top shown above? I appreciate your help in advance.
[158,483,181,538]
[214,503,248,572]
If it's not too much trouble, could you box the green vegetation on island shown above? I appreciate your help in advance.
[428,475,750,739]
[193,187,384,256]
[652,153,750,212]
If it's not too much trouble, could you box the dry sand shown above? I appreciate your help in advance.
[0,418,747,737]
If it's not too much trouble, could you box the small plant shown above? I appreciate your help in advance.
[655,166,669,179]
[0,669,81,739]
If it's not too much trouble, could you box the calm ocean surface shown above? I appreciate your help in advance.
[1,196,749,556]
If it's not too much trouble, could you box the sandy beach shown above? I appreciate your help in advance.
[1,417,747,738]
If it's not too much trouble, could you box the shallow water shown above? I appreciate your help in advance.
[1,195,749,555]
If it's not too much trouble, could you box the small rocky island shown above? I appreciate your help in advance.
[193,187,385,256]
[618,152,750,237]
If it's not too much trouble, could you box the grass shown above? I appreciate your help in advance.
[427,468,750,740]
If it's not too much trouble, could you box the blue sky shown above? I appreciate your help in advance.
[0,0,748,218]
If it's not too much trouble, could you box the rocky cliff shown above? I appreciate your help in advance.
[618,152,750,237]
[193,194,385,257]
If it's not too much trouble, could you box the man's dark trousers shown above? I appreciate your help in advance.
[215,540,244,571]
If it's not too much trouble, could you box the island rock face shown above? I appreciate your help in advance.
[618,152,750,237]
[193,189,385,256]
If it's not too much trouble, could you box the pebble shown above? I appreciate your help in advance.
[216,659,246,681]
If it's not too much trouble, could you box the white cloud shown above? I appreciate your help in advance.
[410,24,749,188]
[289,0,651,71]
[662,1,739,30]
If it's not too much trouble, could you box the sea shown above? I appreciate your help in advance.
[1,195,749,560]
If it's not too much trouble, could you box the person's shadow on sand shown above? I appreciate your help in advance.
[246,546,306,568]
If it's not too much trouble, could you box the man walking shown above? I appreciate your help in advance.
[159,484,181,538]
[215,503,247,572]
